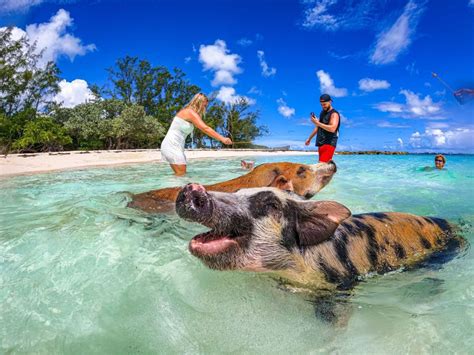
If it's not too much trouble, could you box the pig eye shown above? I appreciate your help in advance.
[296,166,307,177]
[248,191,283,218]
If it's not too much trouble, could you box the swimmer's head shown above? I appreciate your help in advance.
[435,154,446,169]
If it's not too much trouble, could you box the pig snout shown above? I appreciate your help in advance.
[175,183,214,223]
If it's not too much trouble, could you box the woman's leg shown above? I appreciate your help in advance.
[170,164,187,176]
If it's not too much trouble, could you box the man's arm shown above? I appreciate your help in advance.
[305,127,318,145]
[311,112,340,133]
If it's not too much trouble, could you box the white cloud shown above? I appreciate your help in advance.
[377,120,410,128]
[376,102,404,113]
[2,9,96,67]
[53,79,95,108]
[215,87,255,105]
[0,0,43,13]
[370,0,426,65]
[212,70,237,86]
[375,90,443,119]
[303,0,339,30]
[301,0,381,31]
[237,38,253,47]
[409,127,474,151]
[199,40,242,87]
[248,86,262,95]
[426,122,449,129]
[316,70,348,97]
[470,0,474,7]
[277,98,295,118]
[257,50,276,77]
[405,62,419,75]
[297,117,314,127]
[359,78,391,92]
[184,56,191,63]
[397,138,404,148]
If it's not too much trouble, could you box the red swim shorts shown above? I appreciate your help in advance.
[318,144,336,162]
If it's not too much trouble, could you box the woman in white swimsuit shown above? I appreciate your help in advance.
[161,93,232,176]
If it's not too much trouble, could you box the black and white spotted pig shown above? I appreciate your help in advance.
[176,184,465,290]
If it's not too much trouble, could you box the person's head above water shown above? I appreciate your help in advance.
[435,154,446,169]
[185,93,209,116]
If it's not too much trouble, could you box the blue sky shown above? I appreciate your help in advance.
[1,0,473,152]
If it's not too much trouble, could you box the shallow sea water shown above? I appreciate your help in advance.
[1,154,473,354]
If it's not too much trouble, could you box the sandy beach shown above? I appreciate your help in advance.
[0,149,317,177]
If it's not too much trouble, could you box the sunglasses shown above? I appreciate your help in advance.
[435,160,444,163]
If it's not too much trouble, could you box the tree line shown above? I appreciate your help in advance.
[0,28,267,154]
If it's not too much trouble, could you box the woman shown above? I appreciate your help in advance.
[160,93,232,176]
[434,154,446,169]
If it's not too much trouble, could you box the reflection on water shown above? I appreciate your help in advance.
[1,155,473,353]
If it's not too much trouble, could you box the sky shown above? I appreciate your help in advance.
[1,0,473,152]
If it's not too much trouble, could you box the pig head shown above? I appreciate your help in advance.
[128,161,337,213]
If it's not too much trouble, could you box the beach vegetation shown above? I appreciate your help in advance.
[192,97,268,148]
[0,30,265,153]
[12,116,72,152]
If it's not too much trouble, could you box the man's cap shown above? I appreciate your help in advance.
[320,94,332,102]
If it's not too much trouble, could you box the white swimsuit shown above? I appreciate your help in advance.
[160,116,194,165]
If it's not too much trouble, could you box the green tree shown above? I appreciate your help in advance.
[0,27,61,153]
[0,27,60,116]
[104,56,200,125]
[12,116,72,152]
[190,98,267,149]
[112,105,165,149]
[222,98,268,149]
[60,101,113,150]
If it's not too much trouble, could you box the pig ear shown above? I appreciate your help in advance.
[272,175,294,192]
[296,201,351,247]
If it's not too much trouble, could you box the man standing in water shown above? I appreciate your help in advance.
[305,94,341,162]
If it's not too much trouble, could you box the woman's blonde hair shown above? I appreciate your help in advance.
[185,93,208,117]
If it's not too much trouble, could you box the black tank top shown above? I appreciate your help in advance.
[316,108,340,147]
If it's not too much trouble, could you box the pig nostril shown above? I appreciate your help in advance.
[192,194,207,209]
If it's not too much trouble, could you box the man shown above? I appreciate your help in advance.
[305,94,341,162]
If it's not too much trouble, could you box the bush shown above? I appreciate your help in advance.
[12,116,72,152]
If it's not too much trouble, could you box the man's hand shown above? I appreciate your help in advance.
[310,115,320,126]
[222,137,233,145]
[305,139,311,146]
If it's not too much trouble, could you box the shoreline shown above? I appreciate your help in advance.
[0,149,317,177]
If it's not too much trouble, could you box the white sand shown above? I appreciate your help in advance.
[0,149,317,177]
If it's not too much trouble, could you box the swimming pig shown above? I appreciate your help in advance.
[176,184,465,291]
[128,161,337,213]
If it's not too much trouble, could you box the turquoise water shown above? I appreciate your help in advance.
[1,155,473,354]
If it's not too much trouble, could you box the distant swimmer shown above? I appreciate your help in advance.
[434,154,446,169]
[160,93,233,176]
[422,154,446,171]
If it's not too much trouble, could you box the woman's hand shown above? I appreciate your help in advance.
[222,137,233,145]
